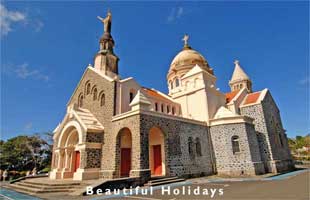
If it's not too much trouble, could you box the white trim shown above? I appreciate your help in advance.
[57,120,84,147]
[209,115,254,126]
[112,109,207,126]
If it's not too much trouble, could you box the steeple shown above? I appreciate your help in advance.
[94,9,119,78]
[229,60,252,92]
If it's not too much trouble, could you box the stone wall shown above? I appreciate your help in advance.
[86,148,102,168]
[140,113,214,178]
[68,68,116,172]
[240,104,272,165]
[101,113,144,179]
[240,91,294,173]
[86,132,104,143]
[210,122,265,176]
[68,68,115,131]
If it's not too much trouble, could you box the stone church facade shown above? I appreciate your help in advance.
[49,11,294,181]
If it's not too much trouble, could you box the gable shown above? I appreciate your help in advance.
[67,67,114,107]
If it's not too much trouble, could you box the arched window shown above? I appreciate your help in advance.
[155,103,158,111]
[195,138,202,156]
[232,135,240,154]
[188,137,195,158]
[167,105,170,114]
[172,107,175,115]
[78,94,84,107]
[170,81,173,89]
[100,93,105,106]
[129,92,134,102]
[86,82,91,95]
[175,78,180,87]
[93,88,98,100]
[161,104,164,112]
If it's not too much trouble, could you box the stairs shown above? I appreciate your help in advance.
[145,176,185,187]
[6,178,82,194]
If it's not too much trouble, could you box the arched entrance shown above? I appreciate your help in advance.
[149,127,166,176]
[118,128,132,177]
[58,126,80,179]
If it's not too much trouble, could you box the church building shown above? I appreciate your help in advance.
[49,11,294,181]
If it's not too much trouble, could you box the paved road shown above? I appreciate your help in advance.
[2,170,308,200]
[93,170,309,200]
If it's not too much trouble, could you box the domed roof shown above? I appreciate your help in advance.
[167,35,214,81]
[170,48,207,68]
[167,47,213,79]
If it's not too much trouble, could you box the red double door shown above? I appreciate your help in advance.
[120,146,162,177]
[153,145,162,175]
[121,148,131,177]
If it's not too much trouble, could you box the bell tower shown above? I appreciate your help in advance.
[94,10,119,78]
[229,60,252,92]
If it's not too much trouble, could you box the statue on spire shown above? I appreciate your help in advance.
[97,9,112,34]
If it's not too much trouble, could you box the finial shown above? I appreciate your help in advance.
[234,60,239,65]
[182,34,189,46]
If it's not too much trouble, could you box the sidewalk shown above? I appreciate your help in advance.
[190,168,310,184]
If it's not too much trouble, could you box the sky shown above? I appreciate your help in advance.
[1,1,309,140]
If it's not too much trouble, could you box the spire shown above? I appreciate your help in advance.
[94,9,119,77]
[229,60,252,92]
[231,60,250,81]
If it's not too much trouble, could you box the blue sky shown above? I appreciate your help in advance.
[1,1,309,140]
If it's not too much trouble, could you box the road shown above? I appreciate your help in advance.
[94,169,309,200]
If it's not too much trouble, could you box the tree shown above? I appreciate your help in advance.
[0,134,52,171]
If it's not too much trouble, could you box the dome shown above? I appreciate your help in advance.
[167,47,213,81]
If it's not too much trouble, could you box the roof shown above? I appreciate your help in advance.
[129,90,151,106]
[213,106,239,119]
[74,108,104,131]
[142,87,174,103]
[171,49,206,67]
[243,91,261,105]
[230,60,250,83]
[225,90,240,103]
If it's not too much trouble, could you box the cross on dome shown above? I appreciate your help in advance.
[182,34,189,46]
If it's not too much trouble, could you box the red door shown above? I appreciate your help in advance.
[153,145,162,175]
[74,151,80,172]
[121,148,131,177]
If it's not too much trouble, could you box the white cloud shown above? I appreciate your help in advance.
[0,3,44,37]
[167,7,184,23]
[3,63,49,82]
[0,3,26,36]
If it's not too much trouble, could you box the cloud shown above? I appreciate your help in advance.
[3,63,49,82]
[0,3,44,37]
[167,7,184,23]
[298,77,309,85]
[24,122,33,130]
[0,3,26,36]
